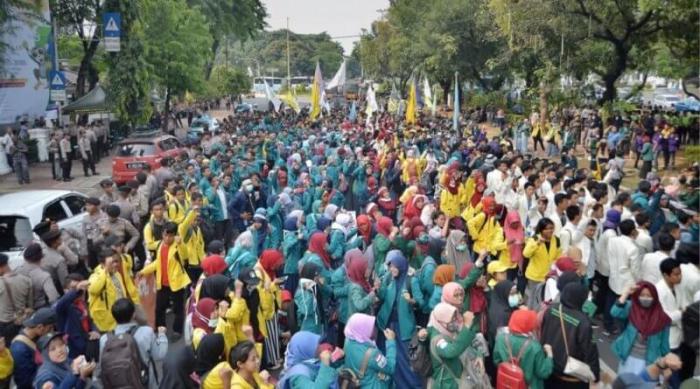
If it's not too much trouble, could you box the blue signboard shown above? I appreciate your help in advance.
[103,13,121,37]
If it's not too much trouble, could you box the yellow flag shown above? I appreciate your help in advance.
[310,62,322,119]
[405,80,416,124]
[281,92,300,113]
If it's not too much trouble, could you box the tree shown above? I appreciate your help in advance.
[141,0,212,130]
[49,0,103,98]
[0,0,42,72]
[187,0,267,79]
[209,66,251,97]
[104,0,152,127]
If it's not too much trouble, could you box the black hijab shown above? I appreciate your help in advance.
[199,275,230,301]
[195,333,225,376]
[160,344,197,389]
[428,238,446,264]
[560,283,588,311]
[487,280,515,343]
[556,271,581,292]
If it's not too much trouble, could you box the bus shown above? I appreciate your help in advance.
[252,77,284,97]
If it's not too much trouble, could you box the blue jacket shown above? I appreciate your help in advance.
[610,301,670,364]
[10,332,39,389]
[228,190,254,231]
[52,290,95,358]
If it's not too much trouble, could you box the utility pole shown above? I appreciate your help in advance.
[286,17,291,91]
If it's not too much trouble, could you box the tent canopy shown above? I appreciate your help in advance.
[62,85,110,113]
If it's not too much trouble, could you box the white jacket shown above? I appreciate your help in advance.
[635,228,653,257]
[607,235,640,295]
[678,264,700,309]
[655,279,683,349]
[595,228,618,277]
[640,250,672,285]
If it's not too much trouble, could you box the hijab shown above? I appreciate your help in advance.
[160,344,197,389]
[284,331,321,369]
[201,255,227,276]
[191,298,217,332]
[376,216,394,237]
[35,337,71,387]
[316,216,332,232]
[428,303,462,337]
[259,249,284,279]
[344,313,376,344]
[199,275,230,301]
[387,250,409,290]
[487,280,515,341]
[445,229,470,269]
[560,282,588,310]
[356,214,373,244]
[503,211,525,264]
[428,239,446,263]
[323,204,339,220]
[195,333,225,376]
[441,282,465,306]
[433,264,456,286]
[308,232,331,268]
[346,250,371,292]
[284,216,298,231]
[556,271,581,292]
[629,281,671,337]
[508,309,538,335]
[547,256,578,279]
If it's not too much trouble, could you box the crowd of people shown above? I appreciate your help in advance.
[0,104,698,389]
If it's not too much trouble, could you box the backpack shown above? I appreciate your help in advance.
[337,348,373,389]
[496,335,530,389]
[408,330,432,377]
[100,326,151,389]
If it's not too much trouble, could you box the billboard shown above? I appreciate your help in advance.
[0,0,52,125]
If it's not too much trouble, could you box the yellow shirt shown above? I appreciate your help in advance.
[0,348,13,380]
[523,237,561,282]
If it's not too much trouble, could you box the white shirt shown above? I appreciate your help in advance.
[576,236,597,279]
[595,228,618,277]
[678,264,700,309]
[655,279,683,349]
[640,251,672,285]
[607,235,640,295]
[635,228,653,257]
[486,169,507,201]
[216,187,228,220]
[560,221,582,252]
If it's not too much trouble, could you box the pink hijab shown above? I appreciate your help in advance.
[503,211,525,265]
[344,313,376,344]
[441,282,465,307]
[428,303,462,337]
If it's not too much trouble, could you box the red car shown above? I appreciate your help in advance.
[112,134,184,184]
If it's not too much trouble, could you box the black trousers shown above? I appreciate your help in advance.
[0,321,20,346]
[155,286,185,334]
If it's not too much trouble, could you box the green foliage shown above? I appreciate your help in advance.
[223,30,344,78]
[0,0,43,72]
[141,0,212,100]
[208,66,251,97]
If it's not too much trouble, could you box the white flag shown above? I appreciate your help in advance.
[423,76,433,111]
[264,80,281,112]
[365,84,378,118]
[325,59,347,90]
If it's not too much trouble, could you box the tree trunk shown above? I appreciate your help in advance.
[75,38,101,98]
[682,77,699,100]
[599,43,628,104]
[204,38,221,81]
[440,79,451,107]
[162,88,171,132]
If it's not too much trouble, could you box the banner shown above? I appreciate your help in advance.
[0,0,52,124]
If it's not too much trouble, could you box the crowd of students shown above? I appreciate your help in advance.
[0,105,698,389]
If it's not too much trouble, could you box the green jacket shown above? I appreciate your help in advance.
[372,235,393,277]
[376,275,419,341]
[610,300,670,364]
[347,283,375,318]
[282,230,305,275]
[428,326,476,389]
[289,364,338,389]
[493,332,553,389]
[417,257,437,313]
[294,287,322,335]
[331,266,350,324]
[343,339,396,389]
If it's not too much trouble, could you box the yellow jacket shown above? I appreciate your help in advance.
[231,371,273,389]
[0,348,12,380]
[179,209,205,266]
[118,253,141,305]
[439,182,470,219]
[400,156,426,184]
[88,265,127,331]
[467,212,508,256]
[202,362,273,389]
[168,198,187,225]
[141,242,191,292]
[144,217,168,253]
[523,237,561,282]
[252,264,279,337]
[223,295,253,347]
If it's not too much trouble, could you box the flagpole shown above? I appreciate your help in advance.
[286,17,291,93]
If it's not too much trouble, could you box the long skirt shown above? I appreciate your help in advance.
[377,320,422,389]
[264,317,282,367]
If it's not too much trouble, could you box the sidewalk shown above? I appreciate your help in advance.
[0,156,113,195]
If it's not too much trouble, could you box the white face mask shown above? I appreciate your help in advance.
[246,185,254,192]
[208,318,219,328]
